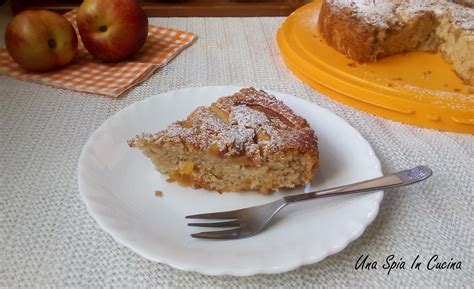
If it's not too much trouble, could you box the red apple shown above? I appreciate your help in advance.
[77,0,148,62]
[5,10,78,72]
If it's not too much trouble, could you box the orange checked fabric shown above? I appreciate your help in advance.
[0,10,196,97]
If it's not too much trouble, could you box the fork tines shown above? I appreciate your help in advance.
[186,211,243,239]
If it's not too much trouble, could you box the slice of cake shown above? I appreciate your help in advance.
[128,87,319,193]
[318,0,474,85]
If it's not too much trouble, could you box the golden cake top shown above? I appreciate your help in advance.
[326,0,474,32]
[128,87,318,164]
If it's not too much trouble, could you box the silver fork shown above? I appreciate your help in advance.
[186,166,432,239]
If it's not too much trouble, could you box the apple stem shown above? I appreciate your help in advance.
[48,39,57,48]
[99,26,108,32]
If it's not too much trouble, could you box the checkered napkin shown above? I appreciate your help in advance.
[0,10,196,97]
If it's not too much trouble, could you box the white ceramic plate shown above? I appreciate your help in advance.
[78,86,382,276]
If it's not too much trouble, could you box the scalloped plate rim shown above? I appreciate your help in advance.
[77,86,383,276]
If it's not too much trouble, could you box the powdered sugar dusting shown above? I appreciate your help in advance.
[128,88,318,163]
[328,0,397,28]
[397,84,474,109]
[230,105,269,128]
[446,2,474,31]
[327,0,474,32]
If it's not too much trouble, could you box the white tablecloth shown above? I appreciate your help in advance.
[1,15,472,287]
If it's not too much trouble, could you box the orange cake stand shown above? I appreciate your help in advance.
[276,0,473,134]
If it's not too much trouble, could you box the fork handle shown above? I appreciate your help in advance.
[284,166,432,204]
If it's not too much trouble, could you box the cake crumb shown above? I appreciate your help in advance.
[154,190,163,197]
[422,71,433,79]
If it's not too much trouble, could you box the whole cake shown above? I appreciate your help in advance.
[128,88,319,193]
[318,0,474,85]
